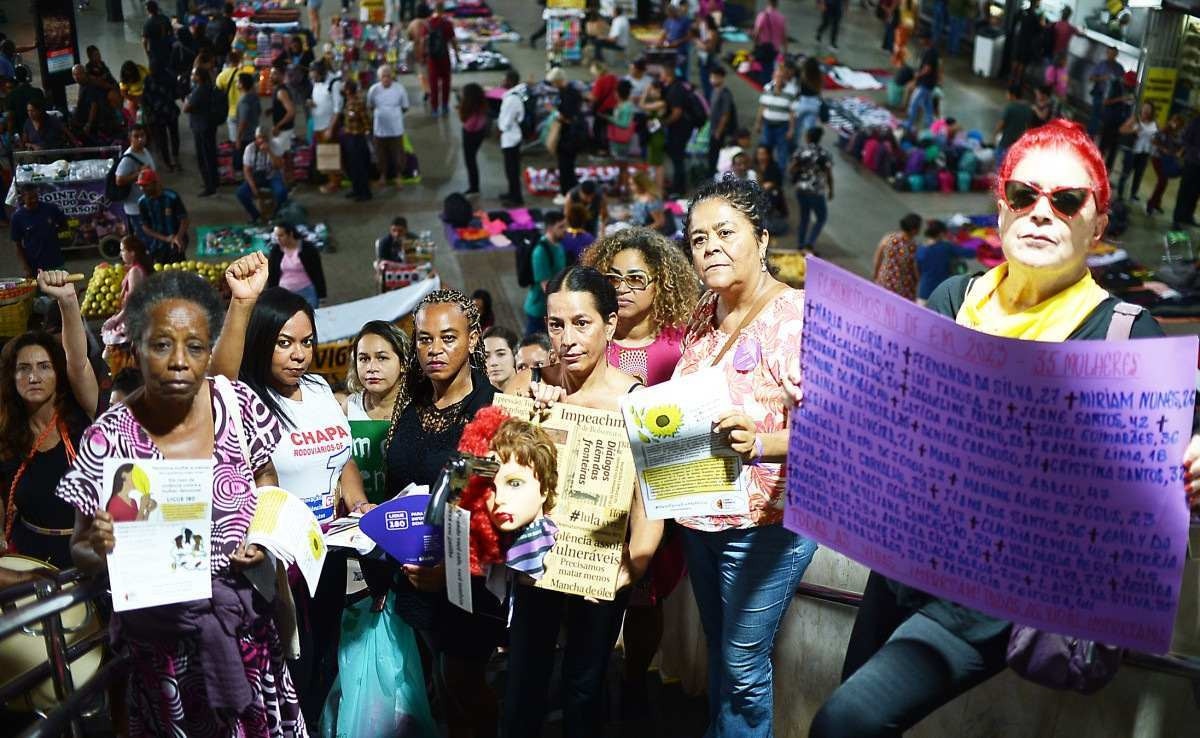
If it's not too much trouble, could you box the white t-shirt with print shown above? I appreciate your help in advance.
[270,374,353,523]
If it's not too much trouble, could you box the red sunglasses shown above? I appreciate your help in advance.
[1001,179,1094,219]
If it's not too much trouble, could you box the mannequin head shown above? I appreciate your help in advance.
[487,418,559,531]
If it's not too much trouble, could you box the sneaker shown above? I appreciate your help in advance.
[464,188,480,196]
[552,194,567,206]
[198,189,216,197]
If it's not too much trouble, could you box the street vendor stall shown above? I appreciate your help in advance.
[328,17,412,80]
[5,147,126,259]
[375,229,436,292]
[545,7,585,65]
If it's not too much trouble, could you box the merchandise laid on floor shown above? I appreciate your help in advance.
[7,147,127,256]
[453,15,521,43]
[523,163,652,197]
[197,221,330,259]
[833,97,998,193]
[442,205,550,251]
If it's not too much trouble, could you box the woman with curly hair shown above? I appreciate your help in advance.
[581,226,700,387]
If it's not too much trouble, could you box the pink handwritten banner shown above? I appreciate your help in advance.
[786,258,1198,653]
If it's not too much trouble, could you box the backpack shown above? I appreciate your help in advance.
[427,21,449,60]
[442,192,473,228]
[516,239,541,288]
[208,84,229,129]
[104,153,143,202]
[509,85,536,141]
[682,82,708,130]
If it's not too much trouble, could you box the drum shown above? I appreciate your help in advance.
[0,555,102,712]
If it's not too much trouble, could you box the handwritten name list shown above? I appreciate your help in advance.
[786,258,1198,653]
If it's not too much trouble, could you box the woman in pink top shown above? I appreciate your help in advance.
[458,82,490,195]
[581,225,700,711]
[267,223,327,309]
[675,177,817,736]
[581,226,699,386]
[102,235,155,348]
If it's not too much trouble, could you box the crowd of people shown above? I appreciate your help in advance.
[2,1,1200,737]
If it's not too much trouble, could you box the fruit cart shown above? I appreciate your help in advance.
[5,147,126,260]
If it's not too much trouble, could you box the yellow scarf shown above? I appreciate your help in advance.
[955,264,1111,341]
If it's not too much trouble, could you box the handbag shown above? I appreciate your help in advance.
[1005,625,1123,694]
[819,99,831,124]
[316,142,341,172]
[607,120,635,145]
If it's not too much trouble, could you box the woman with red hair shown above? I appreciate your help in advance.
[811,120,1200,736]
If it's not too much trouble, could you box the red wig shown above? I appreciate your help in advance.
[456,406,510,575]
[995,119,1111,215]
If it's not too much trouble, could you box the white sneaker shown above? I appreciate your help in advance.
[552,194,567,206]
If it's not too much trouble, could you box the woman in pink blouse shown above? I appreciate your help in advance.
[267,223,326,309]
[580,225,700,709]
[458,82,490,195]
[675,177,817,737]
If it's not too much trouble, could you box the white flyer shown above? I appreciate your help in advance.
[444,503,473,613]
[618,369,750,519]
[246,486,328,597]
[101,459,214,612]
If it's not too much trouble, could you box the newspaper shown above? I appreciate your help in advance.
[619,369,750,519]
[246,486,328,597]
[492,394,635,601]
[100,459,214,612]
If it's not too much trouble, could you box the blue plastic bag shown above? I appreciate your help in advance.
[320,593,437,738]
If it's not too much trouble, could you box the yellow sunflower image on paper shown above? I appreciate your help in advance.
[308,526,325,560]
[641,405,684,439]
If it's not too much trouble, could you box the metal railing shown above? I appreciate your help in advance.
[795,581,1200,705]
[0,569,123,738]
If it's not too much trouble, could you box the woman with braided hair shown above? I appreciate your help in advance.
[384,287,503,738]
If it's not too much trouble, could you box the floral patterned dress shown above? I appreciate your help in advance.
[673,288,805,532]
[874,231,919,300]
[57,379,307,738]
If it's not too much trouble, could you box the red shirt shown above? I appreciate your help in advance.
[426,15,455,61]
[592,73,619,113]
[1051,20,1075,57]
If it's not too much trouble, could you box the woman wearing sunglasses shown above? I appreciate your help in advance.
[811,119,1199,737]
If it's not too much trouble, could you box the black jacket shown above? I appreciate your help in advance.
[267,243,327,299]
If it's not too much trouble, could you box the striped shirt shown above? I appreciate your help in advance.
[758,80,797,124]
[137,189,188,240]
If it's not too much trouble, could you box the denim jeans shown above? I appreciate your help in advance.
[291,283,319,308]
[947,16,968,55]
[810,598,1008,737]
[682,524,817,738]
[1118,150,1150,199]
[760,121,792,179]
[931,0,949,47]
[794,95,822,142]
[502,584,630,738]
[235,173,288,221]
[796,192,828,248]
[905,86,935,133]
[1087,91,1105,136]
